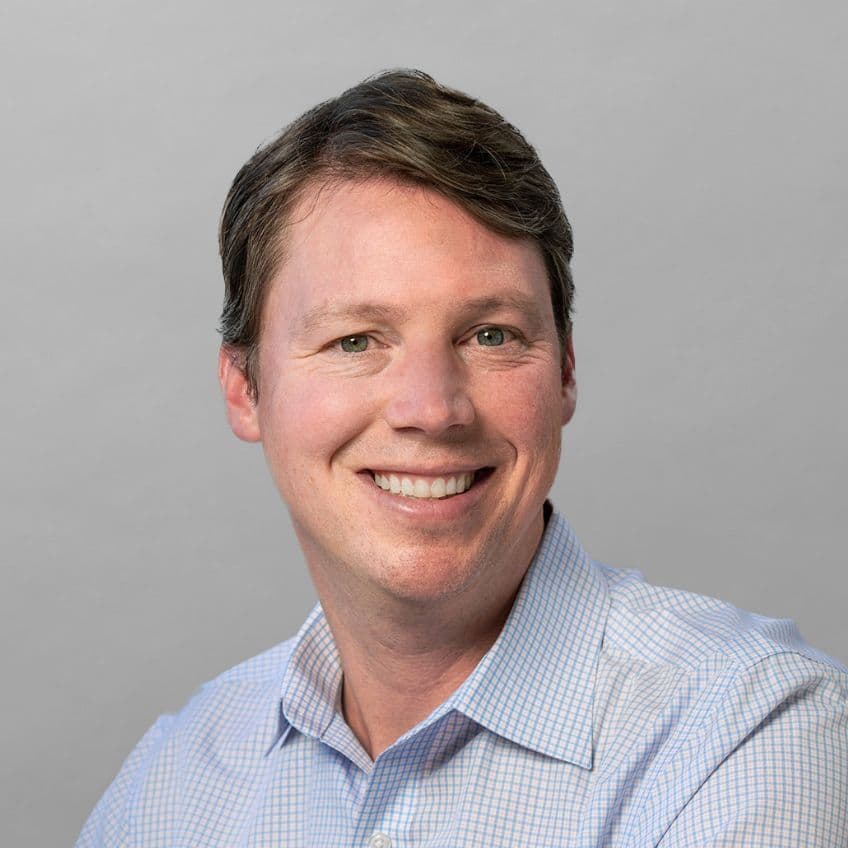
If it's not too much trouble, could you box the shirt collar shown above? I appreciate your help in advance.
[278,506,609,769]
[280,602,343,741]
[448,508,609,768]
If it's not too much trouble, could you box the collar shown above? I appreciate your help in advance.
[277,507,609,769]
[448,509,609,768]
[280,602,343,742]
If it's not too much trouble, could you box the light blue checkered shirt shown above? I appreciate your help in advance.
[78,508,848,847]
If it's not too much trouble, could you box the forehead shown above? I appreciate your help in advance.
[265,177,552,324]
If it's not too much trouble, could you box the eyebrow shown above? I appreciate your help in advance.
[297,302,407,336]
[296,292,546,336]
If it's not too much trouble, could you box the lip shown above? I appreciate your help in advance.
[357,466,496,521]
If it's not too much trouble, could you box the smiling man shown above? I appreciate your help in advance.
[78,71,847,847]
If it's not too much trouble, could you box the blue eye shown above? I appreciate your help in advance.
[476,327,505,346]
[339,335,369,353]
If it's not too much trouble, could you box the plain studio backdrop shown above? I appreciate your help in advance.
[2,1,846,844]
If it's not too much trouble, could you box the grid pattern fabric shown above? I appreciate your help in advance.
[77,508,848,847]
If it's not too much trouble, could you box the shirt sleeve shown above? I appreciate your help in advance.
[656,651,848,848]
[75,715,174,848]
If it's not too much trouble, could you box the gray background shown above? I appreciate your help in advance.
[2,1,846,844]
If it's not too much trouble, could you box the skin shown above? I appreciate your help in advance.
[220,177,576,759]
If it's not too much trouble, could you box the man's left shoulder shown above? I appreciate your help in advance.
[596,560,846,677]
[588,563,848,846]
[592,559,848,771]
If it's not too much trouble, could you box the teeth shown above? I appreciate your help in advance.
[372,471,476,499]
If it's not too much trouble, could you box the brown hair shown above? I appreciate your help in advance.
[219,69,574,399]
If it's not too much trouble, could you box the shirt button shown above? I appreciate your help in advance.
[367,833,392,848]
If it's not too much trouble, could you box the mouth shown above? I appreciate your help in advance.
[365,467,495,499]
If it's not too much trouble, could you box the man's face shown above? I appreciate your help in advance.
[221,178,576,607]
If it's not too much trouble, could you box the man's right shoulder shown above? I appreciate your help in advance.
[76,635,299,848]
[158,632,300,745]
[211,633,299,686]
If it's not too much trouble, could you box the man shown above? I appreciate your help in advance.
[78,70,847,847]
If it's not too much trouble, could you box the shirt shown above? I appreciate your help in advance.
[77,507,848,847]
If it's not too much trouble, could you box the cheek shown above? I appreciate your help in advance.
[479,366,564,443]
[259,374,375,483]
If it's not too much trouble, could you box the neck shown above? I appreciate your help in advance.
[307,511,546,760]
[330,587,518,759]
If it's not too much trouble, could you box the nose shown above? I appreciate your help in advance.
[383,343,475,435]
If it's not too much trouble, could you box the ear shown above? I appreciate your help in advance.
[561,335,577,427]
[218,346,261,442]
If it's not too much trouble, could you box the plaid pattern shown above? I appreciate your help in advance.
[77,508,848,847]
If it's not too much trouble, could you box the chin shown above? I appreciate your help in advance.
[369,547,492,604]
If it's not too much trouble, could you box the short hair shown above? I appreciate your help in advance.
[219,69,574,400]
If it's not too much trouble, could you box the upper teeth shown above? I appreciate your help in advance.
[373,472,475,498]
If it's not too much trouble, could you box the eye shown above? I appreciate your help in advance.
[475,327,506,347]
[339,334,370,353]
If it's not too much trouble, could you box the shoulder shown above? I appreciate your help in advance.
[210,633,298,686]
[596,560,844,672]
[593,561,847,752]
[76,636,297,847]
[589,563,848,846]
[163,635,298,746]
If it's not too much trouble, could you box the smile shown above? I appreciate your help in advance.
[368,469,492,499]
